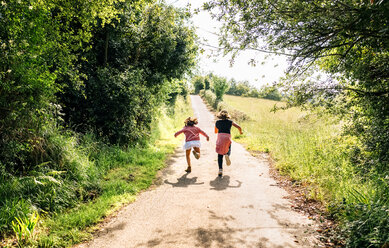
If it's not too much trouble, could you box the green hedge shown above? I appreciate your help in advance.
[199,90,249,121]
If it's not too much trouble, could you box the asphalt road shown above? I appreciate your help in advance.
[76,95,317,248]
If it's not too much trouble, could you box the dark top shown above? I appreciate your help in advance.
[216,119,233,134]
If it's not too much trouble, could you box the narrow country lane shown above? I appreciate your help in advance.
[76,95,318,248]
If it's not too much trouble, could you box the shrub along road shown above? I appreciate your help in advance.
[75,96,318,248]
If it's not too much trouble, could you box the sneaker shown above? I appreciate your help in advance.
[225,155,231,166]
[192,150,200,159]
[218,169,223,177]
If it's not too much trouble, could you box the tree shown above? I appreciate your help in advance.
[204,1,389,246]
[0,0,120,174]
[59,2,198,144]
[212,76,229,101]
[259,84,282,101]
[205,0,389,168]
[204,76,212,90]
[192,75,205,94]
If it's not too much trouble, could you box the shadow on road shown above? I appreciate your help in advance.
[209,175,242,191]
[136,211,300,248]
[164,173,204,187]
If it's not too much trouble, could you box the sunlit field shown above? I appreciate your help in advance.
[224,95,374,204]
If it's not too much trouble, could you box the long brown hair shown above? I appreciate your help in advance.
[184,117,198,126]
[217,110,231,120]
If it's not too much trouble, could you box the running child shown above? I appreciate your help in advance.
[215,110,243,177]
[174,117,209,173]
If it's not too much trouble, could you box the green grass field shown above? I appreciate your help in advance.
[201,91,388,247]
[224,95,374,204]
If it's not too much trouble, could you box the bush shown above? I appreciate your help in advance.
[259,85,282,101]
[0,97,191,238]
[0,128,100,235]
[203,90,218,109]
[192,76,205,94]
[227,80,252,96]
[61,67,158,145]
[213,77,229,101]
[200,90,249,121]
[340,203,389,247]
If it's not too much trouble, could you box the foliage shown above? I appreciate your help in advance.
[167,79,190,107]
[200,89,217,108]
[194,74,282,100]
[59,2,197,145]
[192,75,205,94]
[11,212,39,245]
[62,67,156,145]
[204,75,212,90]
[228,81,282,100]
[259,84,282,101]
[0,0,197,243]
[0,129,99,236]
[0,0,122,176]
[224,94,389,247]
[200,90,249,121]
[1,0,197,173]
[339,204,389,247]
[227,80,252,96]
[212,76,229,101]
[192,73,230,100]
[0,97,192,246]
[334,185,389,248]
[204,0,389,171]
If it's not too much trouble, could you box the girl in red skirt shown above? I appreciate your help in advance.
[215,110,243,177]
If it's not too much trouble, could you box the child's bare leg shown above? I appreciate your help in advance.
[193,147,201,158]
[185,149,191,172]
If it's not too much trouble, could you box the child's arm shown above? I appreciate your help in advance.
[232,122,243,135]
[215,126,218,134]
[174,128,184,137]
[198,128,210,141]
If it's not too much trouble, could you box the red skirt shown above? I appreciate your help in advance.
[216,133,231,155]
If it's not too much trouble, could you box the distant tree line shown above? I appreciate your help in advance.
[192,73,282,101]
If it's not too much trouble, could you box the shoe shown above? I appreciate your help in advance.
[225,155,231,166]
[192,150,200,159]
[218,169,223,177]
[185,167,191,173]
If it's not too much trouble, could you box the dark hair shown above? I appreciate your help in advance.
[184,117,198,126]
[217,110,231,120]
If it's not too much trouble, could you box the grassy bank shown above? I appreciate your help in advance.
[1,96,192,248]
[223,95,362,202]
[202,92,388,247]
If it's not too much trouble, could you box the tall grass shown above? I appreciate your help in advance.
[221,95,388,247]
[0,96,192,247]
[224,96,364,201]
[199,90,249,121]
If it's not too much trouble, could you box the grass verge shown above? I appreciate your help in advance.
[203,93,388,247]
[1,96,192,248]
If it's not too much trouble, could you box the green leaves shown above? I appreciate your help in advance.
[206,1,388,246]
[213,76,229,101]
[0,0,198,240]
[206,0,389,164]
[59,1,197,145]
[11,211,39,245]
[0,0,122,175]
